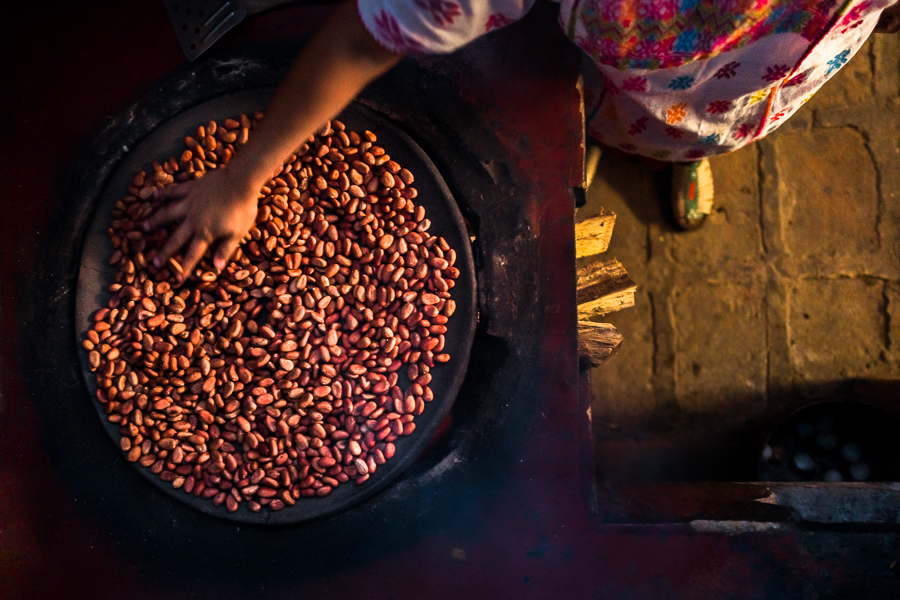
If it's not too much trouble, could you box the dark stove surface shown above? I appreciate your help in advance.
[74,91,478,524]
[2,1,589,596]
[4,2,896,599]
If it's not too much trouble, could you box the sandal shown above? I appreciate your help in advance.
[671,158,714,230]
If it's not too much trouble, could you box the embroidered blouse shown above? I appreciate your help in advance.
[358,0,897,160]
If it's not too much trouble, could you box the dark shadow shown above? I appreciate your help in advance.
[588,148,676,230]
[591,380,893,484]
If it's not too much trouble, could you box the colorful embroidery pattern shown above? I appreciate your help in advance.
[485,12,514,31]
[733,123,755,139]
[574,0,839,70]
[769,107,790,123]
[413,0,462,26]
[358,0,880,162]
[668,75,695,90]
[622,76,649,91]
[784,71,809,87]
[628,116,649,135]
[762,64,791,82]
[826,48,851,74]
[372,10,426,53]
[665,102,687,124]
[748,88,771,105]
[603,102,619,121]
[714,61,742,79]
[707,100,732,114]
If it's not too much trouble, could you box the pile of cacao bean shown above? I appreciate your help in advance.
[83,114,460,513]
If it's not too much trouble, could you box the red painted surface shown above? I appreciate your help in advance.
[2,3,897,599]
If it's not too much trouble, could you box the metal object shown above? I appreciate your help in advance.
[75,91,477,524]
[757,398,900,483]
[162,0,297,61]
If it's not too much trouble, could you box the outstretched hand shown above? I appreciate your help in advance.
[144,168,260,282]
[140,0,401,284]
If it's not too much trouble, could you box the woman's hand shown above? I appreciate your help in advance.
[141,0,401,283]
[144,167,260,281]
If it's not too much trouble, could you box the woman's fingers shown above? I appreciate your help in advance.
[157,181,191,202]
[139,176,257,281]
[155,220,193,267]
[145,193,190,230]
[212,236,241,272]
[180,236,212,280]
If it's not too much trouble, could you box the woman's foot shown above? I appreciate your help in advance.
[671,158,714,230]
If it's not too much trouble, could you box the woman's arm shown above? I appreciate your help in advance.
[146,0,402,280]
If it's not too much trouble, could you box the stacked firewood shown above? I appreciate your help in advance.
[575,209,634,368]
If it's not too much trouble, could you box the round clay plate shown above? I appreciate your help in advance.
[75,89,476,524]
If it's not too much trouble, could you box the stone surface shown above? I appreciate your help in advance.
[671,282,768,415]
[873,34,900,98]
[583,29,900,483]
[788,278,888,381]
[773,127,880,264]
[887,281,900,366]
[590,290,657,428]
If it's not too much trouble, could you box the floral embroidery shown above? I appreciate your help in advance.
[660,55,685,69]
[769,108,789,124]
[628,116,649,135]
[574,0,835,70]
[784,71,808,87]
[733,123,755,140]
[621,76,649,92]
[748,88,771,105]
[668,75,695,90]
[413,0,461,27]
[826,49,851,75]
[775,9,807,35]
[604,77,621,96]
[652,149,672,159]
[840,1,873,26]
[360,0,879,164]
[634,38,676,60]
[485,13,514,32]
[619,142,638,152]
[714,61,741,79]
[840,19,864,34]
[762,64,791,82]
[574,32,605,62]
[707,100,732,114]
[673,29,698,53]
[637,0,677,21]
[686,149,708,160]
[665,102,687,124]
[373,10,425,53]
[595,1,623,22]
[603,102,619,122]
